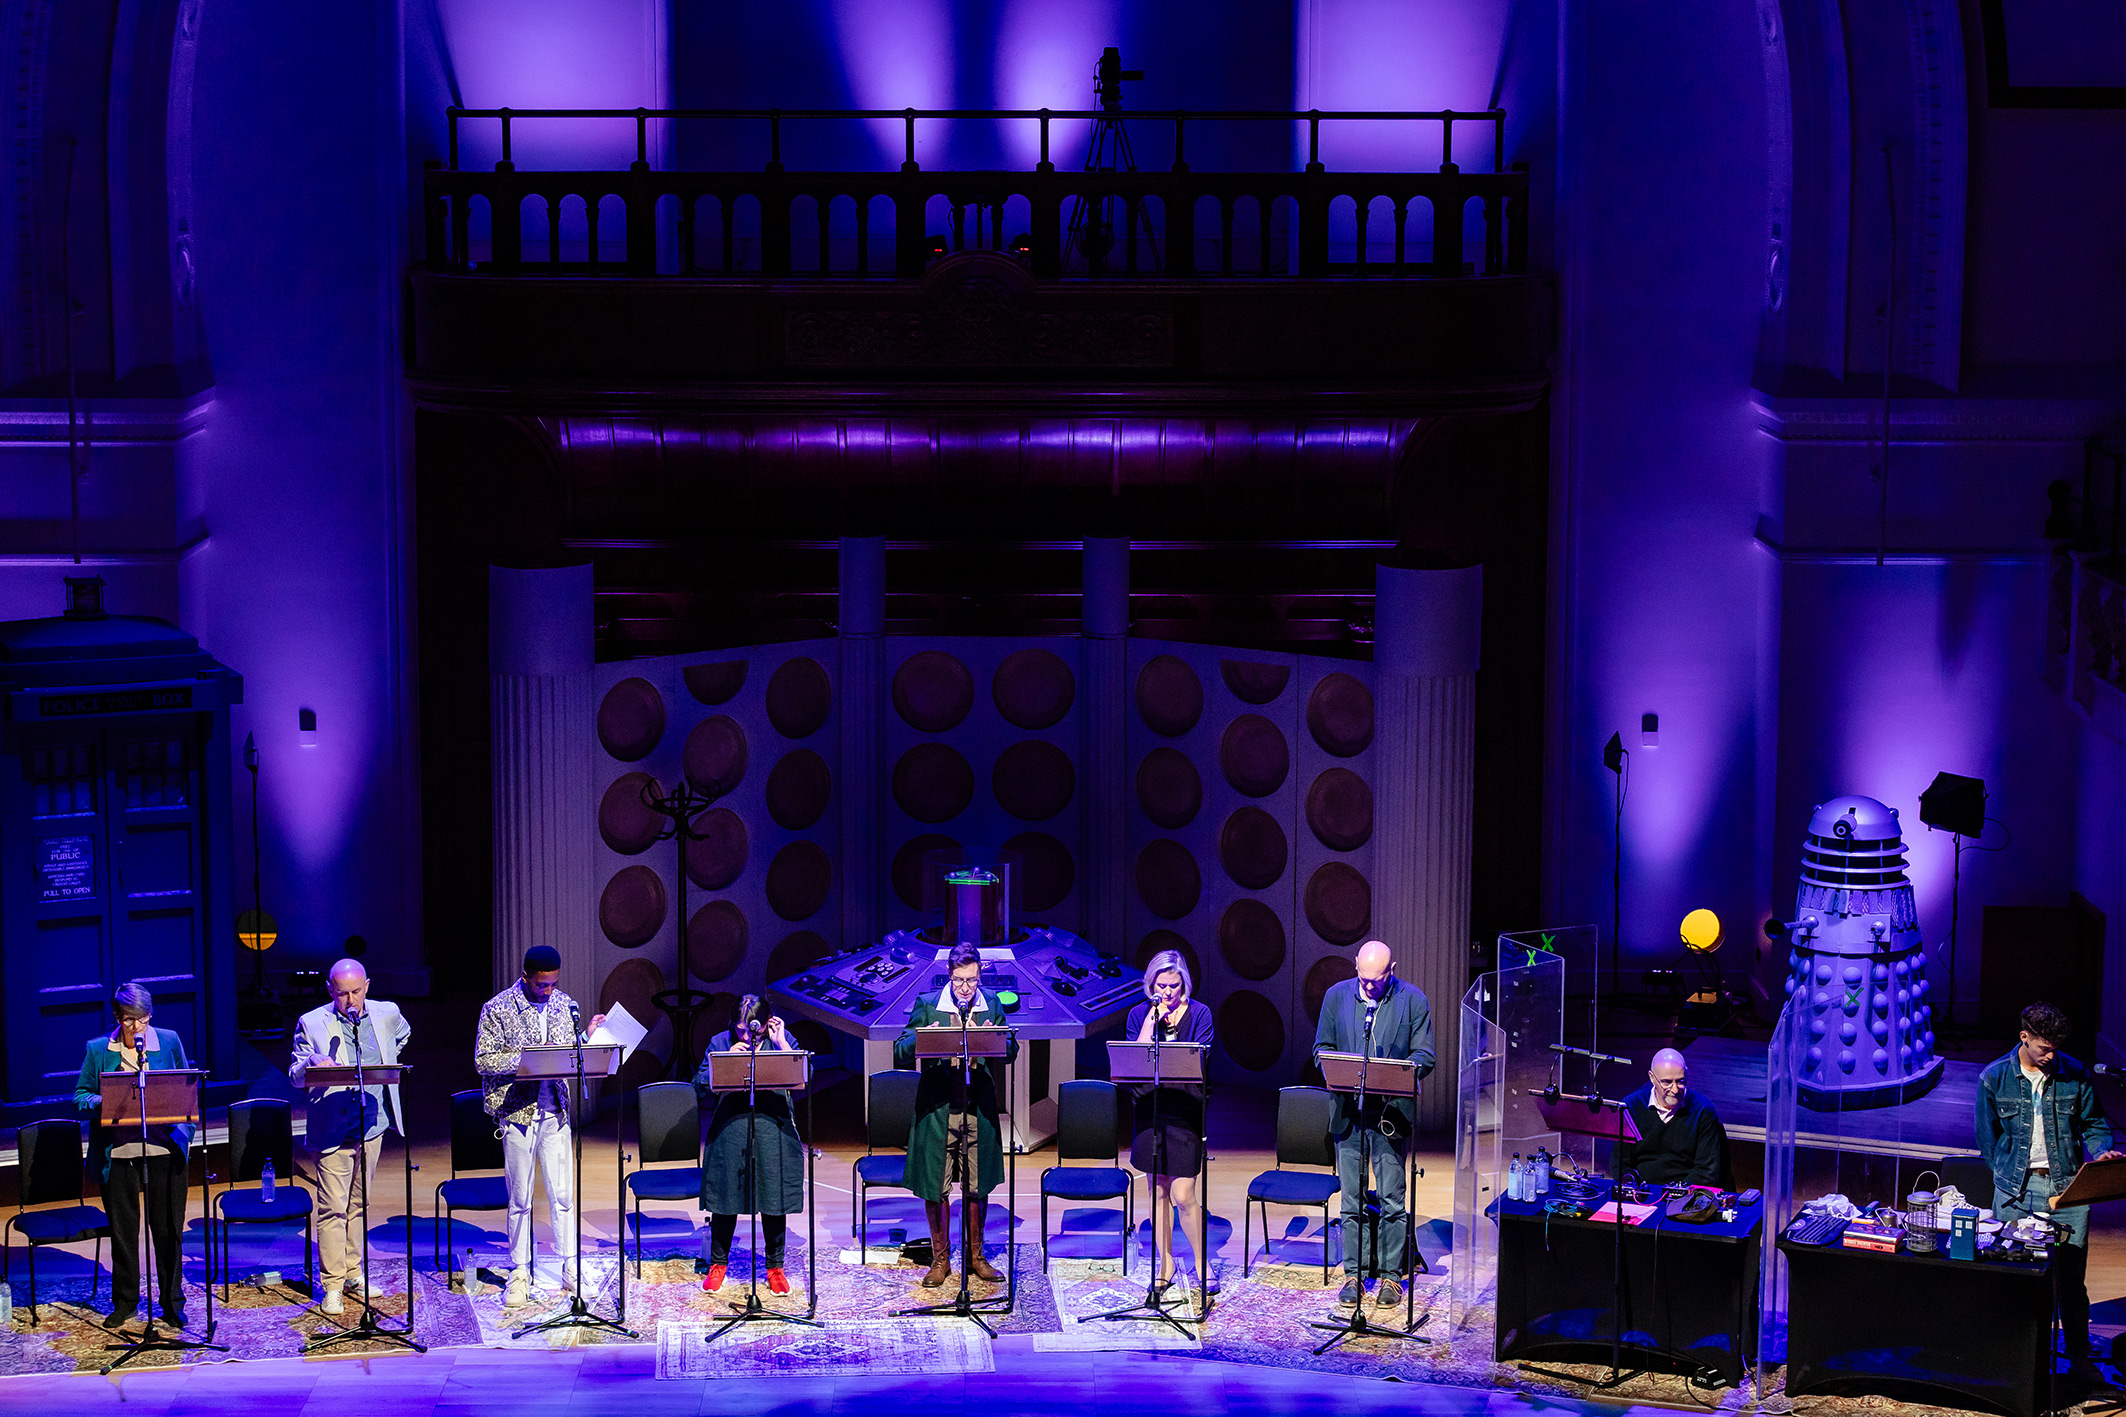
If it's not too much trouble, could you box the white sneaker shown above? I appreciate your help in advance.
[319,1290,344,1317]
[558,1261,579,1294]
[503,1269,530,1308]
[342,1277,381,1300]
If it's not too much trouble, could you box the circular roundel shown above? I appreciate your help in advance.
[993,740,1075,821]
[766,929,834,984]
[892,833,961,909]
[1220,714,1290,798]
[1002,831,1074,912]
[1303,955,1358,1023]
[1220,659,1291,705]
[683,807,748,890]
[1305,768,1374,852]
[766,749,832,830]
[1135,839,1201,921]
[1307,673,1375,758]
[599,865,667,948]
[1304,862,1372,946]
[1135,748,1202,830]
[1218,990,1287,1072]
[599,958,665,1033]
[765,656,832,739]
[892,743,975,823]
[684,715,748,794]
[993,649,1076,729]
[765,841,832,921]
[597,677,665,761]
[598,772,664,855]
[683,660,748,706]
[1219,898,1287,981]
[1219,806,1289,890]
[1136,655,1204,737]
[687,900,748,982]
[1135,930,1201,985]
[892,651,975,733]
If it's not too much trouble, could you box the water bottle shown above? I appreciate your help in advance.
[1508,1154,1524,1202]
[1534,1148,1552,1198]
[261,1159,276,1204]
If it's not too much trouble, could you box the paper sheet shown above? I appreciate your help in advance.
[587,1000,647,1062]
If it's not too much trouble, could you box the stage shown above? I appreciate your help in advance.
[1683,1035,1984,1161]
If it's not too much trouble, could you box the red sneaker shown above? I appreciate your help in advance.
[766,1268,791,1295]
[702,1264,726,1292]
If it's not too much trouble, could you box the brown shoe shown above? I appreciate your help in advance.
[967,1199,1004,1281]
[921,1259,952,1287]
[969,1252,1003,1282]
[921,1199,952,1286]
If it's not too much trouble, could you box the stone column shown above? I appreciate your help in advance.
[839,537,886,953]
[490,564,596,1009]
[1081,538,1129,955]
[1371,564,1481,1132]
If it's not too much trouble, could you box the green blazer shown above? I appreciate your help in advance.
[892,993,1020,1201]
[73,1026,194,1183]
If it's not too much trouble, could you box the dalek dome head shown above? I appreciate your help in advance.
[1801,795,1908,891]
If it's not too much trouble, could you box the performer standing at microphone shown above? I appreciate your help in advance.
[290,958,411,1316]
[1125,950,1215,1299]
[693,995,804,1296]
[895,944,1020,1288]
[75,982,194,1330]
[474,945,605,1309]
[1313,939,1433,1314]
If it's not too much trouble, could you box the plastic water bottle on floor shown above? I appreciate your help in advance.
[261,1159,276,1204]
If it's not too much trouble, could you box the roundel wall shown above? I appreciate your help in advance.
[590,644,841,1084]
[1125,642,1376,1084]
[882,641,1083,935]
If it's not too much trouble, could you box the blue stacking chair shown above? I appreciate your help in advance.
[4,1119,109,1324]
[212,1098,315,1301]
[433,1088,508,1288]
[1039,1079,1132,1273]
[625,1081,702,1276]
[851,1070,920,1264]
[1242,1085,1341,1282]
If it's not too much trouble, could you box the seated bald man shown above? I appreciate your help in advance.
[1617,1048,1726,1187]
[290,958,412,1315]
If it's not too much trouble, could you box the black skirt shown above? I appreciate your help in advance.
[1129,1087,1205,1178]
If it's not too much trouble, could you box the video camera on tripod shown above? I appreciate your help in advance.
[1094,47,1143,109]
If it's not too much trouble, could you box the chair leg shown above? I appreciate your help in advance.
[26,1245,37,1326]
[305,1213,315,1297]
[856,1185,867,1268]
[1320,1203,1330,1285]
[1243,1199,1253,1278]
[91,1234,103,1303]
[1040,1191,1049,1273]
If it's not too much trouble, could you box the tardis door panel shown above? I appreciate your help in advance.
[109,731,206,1056]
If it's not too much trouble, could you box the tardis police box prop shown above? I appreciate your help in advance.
[0,579,242,1108]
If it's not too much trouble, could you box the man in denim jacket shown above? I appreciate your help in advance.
[1976,1001,2122,1365]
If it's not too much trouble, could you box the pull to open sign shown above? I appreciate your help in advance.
[38,687,193,717]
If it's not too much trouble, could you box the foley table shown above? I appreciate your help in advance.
[1496,1182,1762,1385]
[1779,1235,2053,1417]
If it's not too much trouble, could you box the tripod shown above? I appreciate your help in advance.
[1309,1019,1429,1354]
[640,776,724,1079]
[705,1038,819,1342]
[1062,46,1160,275]
[1086,1026,1207,1339]
[304,1038,423,1354]
[512,1033,635,1340]
[102,1066,226,1374]
[895,1009,1014,1334]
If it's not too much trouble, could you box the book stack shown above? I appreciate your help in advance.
[1840,1217,1902,1253]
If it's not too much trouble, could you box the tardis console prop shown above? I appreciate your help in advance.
[768,850,1137,1147]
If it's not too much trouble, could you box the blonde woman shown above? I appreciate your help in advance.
[1124,950,1215,1297]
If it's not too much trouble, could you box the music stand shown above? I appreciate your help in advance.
[2052,1156,2126,1210]
[701,1047,819,1343]
[299,1062,423,1354]
[1309,1050,1430,1354]
[1084,1039,1208,1338]
[98,1068,227,1373]
[509,1042,634,1340]
[894,1023,1015,1335]
[1520,1087,1645,1389]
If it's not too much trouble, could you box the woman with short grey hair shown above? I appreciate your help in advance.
[73,982,196,1331]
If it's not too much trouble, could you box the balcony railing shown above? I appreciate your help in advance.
[422,106,1529,281]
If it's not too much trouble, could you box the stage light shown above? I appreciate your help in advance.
[237,908,278,953]
[1680,908,1722,953]
[1640,712,1659,749]
[1918,771,1986,839]
[299,706,318,745]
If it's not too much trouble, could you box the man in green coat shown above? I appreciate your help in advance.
[893,943,1019,1287]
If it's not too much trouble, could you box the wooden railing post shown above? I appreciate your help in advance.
[761,172,791,276]
[895,172,927,276]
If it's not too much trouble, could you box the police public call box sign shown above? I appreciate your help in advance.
[37,834,95,902]
[37,686,193,717]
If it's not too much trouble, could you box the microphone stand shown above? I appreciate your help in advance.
[1087,1005,1200,1339]
[896,995,998,1334]
[1520,1057,1643,1390]
[707,1033,819,1341]
[1311,995,1430,1355]
[103,1059,225,1372]
[306,1012,423,1353]
[513,1014,635,1340]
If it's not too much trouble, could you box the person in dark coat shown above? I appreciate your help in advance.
[74,981,195,1331]
[1124,949,1215,1296]
[693,995,805,1295]
[1617,1048,1727,1187]
[894,943,1020,1288]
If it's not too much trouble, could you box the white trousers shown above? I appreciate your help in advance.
[502,1111,575,1268]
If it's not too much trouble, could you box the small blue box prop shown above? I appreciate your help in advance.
[1949,1206,1978,1261]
